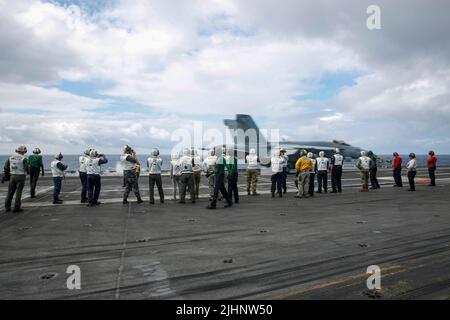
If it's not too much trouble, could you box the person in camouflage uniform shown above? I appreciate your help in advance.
[120,145,143,204]
[245,148,259,195]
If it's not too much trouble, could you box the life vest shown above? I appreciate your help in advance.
[120,154,136,171]
[86,157,102,175]
[246,154,258,169]
[79,155,88,173]
[9,154,26,175]
[51,160,64,177]
[316,157,329,171]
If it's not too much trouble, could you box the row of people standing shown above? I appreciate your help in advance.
[170,147,239,209]
[2,145,440,213]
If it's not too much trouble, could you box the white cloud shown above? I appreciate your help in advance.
[0,0,449,153]
[0,82,107,113]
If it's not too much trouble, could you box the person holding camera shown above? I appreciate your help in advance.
[121,145,143,204]
[147,148,164,204]
[86,149,108,207]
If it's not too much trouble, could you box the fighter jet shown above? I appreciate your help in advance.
[223,114,367,170]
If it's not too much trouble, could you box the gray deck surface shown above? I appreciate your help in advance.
[1,168,449,299]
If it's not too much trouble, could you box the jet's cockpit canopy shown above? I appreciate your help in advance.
[333,140,350,146]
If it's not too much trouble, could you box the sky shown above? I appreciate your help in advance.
[0,0,449,155]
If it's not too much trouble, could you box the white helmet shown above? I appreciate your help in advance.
[151,148,159,157]
[33,147,41,154]
[89,149,98,158]
[123,145,132,154]
[183,148,191,156]
[319,151,325,157]
[226,149,234,156]
[55,152,63,160]
[16,145,27,154]
[249,148,256,155]
[84,148,91,156]
[335,148,340,154]
[171,153,179,160]
[307,152,313,158]
[360,150,366,157]
[208,148,215,156]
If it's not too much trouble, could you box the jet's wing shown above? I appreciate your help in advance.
[282,144,335,150]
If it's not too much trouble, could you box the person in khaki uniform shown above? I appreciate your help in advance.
[203,148,217,200]
[245,148,259,195]
[356,151,372,192]
[4,146,29,212]
[192,149,202,199]
[295,150,314,198]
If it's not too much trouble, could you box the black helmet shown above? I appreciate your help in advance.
[409,153,416,159]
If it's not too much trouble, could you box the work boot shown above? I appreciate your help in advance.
[12,208,24,213]
[271,193,275,198]
[150,201,155,205]
[123,199,129,204]
[5,208,11,212]
[53,200,63,204]
[80,199,87,203]
[247,191,251,195]
[252,192,259,196]
[206,204,216,209]
[179,200,186,204]
[137,197,143,204]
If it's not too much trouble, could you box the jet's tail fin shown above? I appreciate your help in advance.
[223,114,268,156]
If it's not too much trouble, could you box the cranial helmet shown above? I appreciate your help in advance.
[89,149,98,158]
[250,148,256,155]
[171,153,179,160]
[429,150,435,156]
[393,152,399,157]
[33,147,41,154]
[183,148,191,156]
[335,148,340,154]
[16,145,27,154]
[55,152,63,160]
[319,151,325,157]
[307,152,313,158]
[151,148,160,157]
[227,149,234,156]
[409,152,416,159]
[123,145,132,154]
[209,148,215,156]
[300,149,307,156]
[367,150,374,156]
[360,151,366,157]
[84,148,91,156]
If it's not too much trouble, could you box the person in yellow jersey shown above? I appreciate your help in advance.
[295,150,314,198]
[135,163,141,181]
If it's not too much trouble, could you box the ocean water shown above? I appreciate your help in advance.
[0,154,449,174]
